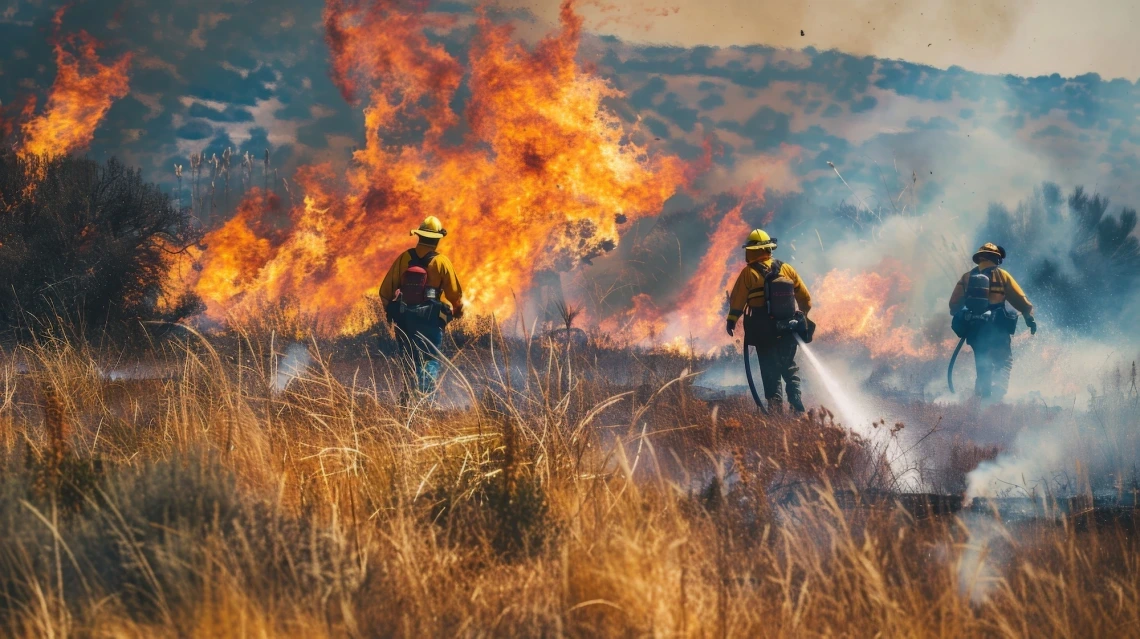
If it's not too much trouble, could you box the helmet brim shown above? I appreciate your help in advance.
[411,229,446,239]
[743,242,777,250]
[972,250,1002,264]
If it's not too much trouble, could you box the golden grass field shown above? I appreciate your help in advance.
[1,320,1138,638]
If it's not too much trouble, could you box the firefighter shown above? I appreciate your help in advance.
[948,243,1037,401]
[379,216,465,397]
[726,229,812,412]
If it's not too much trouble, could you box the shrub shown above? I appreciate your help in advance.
[977,182,1140,330]
[0,153,202,340]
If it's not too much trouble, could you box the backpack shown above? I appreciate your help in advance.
[952,266,1019,339]
[386,249,451,328]
[746,260,796,320]
[963,268,993,315]
[764,265,798,321]
[398,249,437,305]
[743,260,803,344]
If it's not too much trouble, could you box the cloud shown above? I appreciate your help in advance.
[906,115,959,131]
[176,119,215,141]
[697,92,724,110]
[188,12,232,50]
[187,102,254,123]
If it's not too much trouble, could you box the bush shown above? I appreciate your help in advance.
[977,182,1140,330]
[0,153,202,340]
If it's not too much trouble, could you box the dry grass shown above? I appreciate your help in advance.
[0,324,1137,637]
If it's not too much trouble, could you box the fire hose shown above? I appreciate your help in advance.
[742,315,812,414]
[947,336,966,393]
[743,344,769,414]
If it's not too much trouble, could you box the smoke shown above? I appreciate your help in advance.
[796,336,872,433]
[274,343,312,393]
[957,513,1012,604]
[102,364,167,382]
[507,0,1039,76]
[965,426,1067,500]
[693,357,746,391]
[966,350,1140,499]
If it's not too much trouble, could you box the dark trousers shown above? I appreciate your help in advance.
[970,327,1013,400]
[395,319,444,395]
[754,336,804,412]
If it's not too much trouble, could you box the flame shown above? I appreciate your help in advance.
[601,182,764,351]
[16,8,132,159]
[661,183,764,349]
[189,0,687,332]
[811,259,947,360]
[191,189,288,311]
[599,292,667,345]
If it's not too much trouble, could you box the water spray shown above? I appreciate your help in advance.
[795,334,919,485]
[794,334,872,433]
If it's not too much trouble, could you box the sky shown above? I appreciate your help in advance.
[510,0,1140,80]
[2,0,1135,204]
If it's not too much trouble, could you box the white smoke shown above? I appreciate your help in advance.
[965,424,1069,500]
[966,348,1140,500]
[274,343,312,393]
[693,357,747,390]
[100,363,167,381]
[957,513,1011,604]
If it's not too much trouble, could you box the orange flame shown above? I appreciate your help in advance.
[189,0,687,331]
[811,259,948,360]
[599,292,667,346]
[16,8,132,159]
[191,189,288,311]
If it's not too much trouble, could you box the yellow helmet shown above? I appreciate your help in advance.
[410,216,447,239]
[972,242,1006,265]
[742,229,777,250]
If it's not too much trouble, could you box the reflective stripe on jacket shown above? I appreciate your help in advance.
[727,257,811,323]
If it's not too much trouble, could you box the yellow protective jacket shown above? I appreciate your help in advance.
[948,259,1033,316]
[727,255,811,324]
[379,244,465,314]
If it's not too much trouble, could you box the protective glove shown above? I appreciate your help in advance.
[726,319,736,337]
[452,305,465,321]
[1025,314,1037,335]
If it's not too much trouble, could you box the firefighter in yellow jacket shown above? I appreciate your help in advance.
[948,243,1037,400]
[379,216,465,396]
[726,229,812,412]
